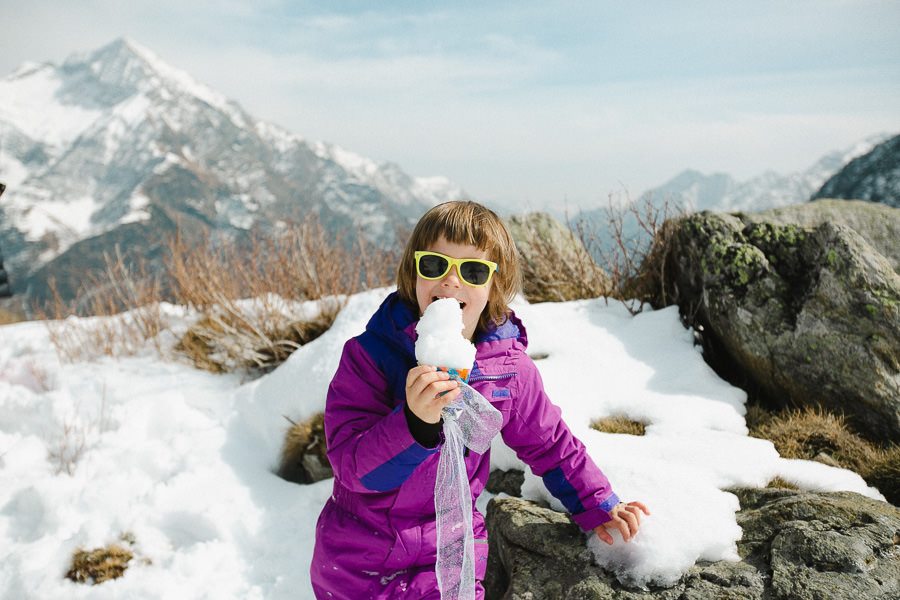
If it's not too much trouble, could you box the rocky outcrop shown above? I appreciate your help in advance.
[484,488,900,600]
[659,201,900,443]
[741,199,900,272]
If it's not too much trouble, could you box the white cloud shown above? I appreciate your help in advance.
[2,0,898,211]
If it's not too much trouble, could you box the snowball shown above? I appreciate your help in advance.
[415,298,476,371]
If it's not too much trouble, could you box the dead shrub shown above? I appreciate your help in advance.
[37,215,400,372]
[572,190,686,312]
[590,416,646,436]
[167,217,397,373]
[176,299,340,373]
[277,412,332,484]
[166,217,397,310]
[747,404,899,505]
[507,212,611,302]
[39,249,167,362]
[66,542,133,584]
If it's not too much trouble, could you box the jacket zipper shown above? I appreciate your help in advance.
[462,372,515,457]
[467,372,517,383]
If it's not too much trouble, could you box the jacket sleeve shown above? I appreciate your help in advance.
[324,338,439,493]
[500,357,619,531]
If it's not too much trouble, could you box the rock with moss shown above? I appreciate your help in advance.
[742,199,900,271]
[660,201,900,443]
[484,489,900,600]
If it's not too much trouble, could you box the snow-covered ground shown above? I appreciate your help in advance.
[0,289,882,598]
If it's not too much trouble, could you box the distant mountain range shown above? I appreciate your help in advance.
[570,132,898,262]
[631,133,893,214]
[812,134,900,208]
[0,38,464,302]
[0,37,896,305]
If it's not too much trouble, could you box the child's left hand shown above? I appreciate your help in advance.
[593,501,650,545]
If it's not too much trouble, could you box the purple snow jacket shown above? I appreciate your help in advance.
[310,292,619,599]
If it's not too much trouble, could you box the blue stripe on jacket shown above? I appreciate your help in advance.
[355,296,432,491]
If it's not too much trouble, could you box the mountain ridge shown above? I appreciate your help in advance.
[0,37,465,302]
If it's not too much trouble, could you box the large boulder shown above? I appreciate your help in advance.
[742,199,900,272]
[660,201,900,443]
[484,489,900,600]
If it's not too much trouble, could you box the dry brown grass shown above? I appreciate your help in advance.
[277,412,332,484]
[166,218,397,373]
[46,389,110,475]
[864,445,900,505]
[747,404,900,505]
[66,540,134,584]
[39,249,168,362]
[0,305,26,325]
[508,212,612,303]
[765,477,800,490]
[36,215,399,372]
[590,416,647,436]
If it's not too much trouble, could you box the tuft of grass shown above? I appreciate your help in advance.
[765,477,799,490]
[864,445,900,506]
[0,305,27,325]
[277,412,332,484]
[748,406,875,474]
[176,300,340,374]
[590,416,647,436]
[747,404,900,505]
[66,542,133,584]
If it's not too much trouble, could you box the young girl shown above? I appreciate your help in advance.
[310,200,648,599]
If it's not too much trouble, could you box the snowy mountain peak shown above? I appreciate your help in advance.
[0,38,465,303]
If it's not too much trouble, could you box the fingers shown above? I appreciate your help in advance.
[627,501,651,516]
[593,525,614,546]
[406,365,456,397]
[600,501,651,544]
[616,508,640,542]
[406,365,460,423]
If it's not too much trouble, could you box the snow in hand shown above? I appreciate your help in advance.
[415,297,476,372]
[0,289,882,598]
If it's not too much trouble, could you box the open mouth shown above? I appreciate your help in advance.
[433,296,465,310]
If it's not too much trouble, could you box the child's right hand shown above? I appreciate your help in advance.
[405,364,461,424]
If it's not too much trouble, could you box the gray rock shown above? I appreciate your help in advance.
[484,488,900,600]
[741,199,900,272]
[660,204,900,442]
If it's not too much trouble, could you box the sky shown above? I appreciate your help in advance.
[0,289,882,597]
[1,1,899,212]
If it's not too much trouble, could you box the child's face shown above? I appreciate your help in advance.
[416,236,492,341]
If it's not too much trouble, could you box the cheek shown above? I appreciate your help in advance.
[466,287,491,318]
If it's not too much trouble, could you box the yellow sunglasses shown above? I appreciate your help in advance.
[414,251,498,287]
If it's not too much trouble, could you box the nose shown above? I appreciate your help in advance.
[441,264,463,286]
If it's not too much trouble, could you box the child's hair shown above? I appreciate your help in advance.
[397,200,521,332]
